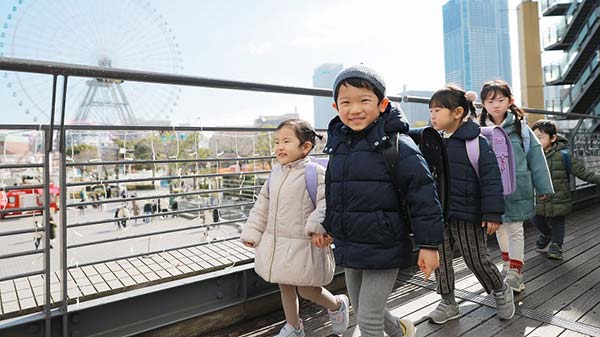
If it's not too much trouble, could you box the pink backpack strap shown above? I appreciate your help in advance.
[465,137,480,178]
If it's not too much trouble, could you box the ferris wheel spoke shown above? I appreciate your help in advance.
[1,0,183,124]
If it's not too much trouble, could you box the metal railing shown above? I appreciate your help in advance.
[1,57,600,337]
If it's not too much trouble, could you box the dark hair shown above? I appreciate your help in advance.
[276,119,323,151]
[333,78,384,103]
[429,84,477,119]
[479,79,525,140]
[531,119,558,137]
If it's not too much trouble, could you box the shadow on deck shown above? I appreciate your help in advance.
[207,205,600,337]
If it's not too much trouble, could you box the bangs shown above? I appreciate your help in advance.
[482,85,510,101]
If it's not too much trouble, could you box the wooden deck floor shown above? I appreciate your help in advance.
[208,205,600,337]
[0,239,255,320]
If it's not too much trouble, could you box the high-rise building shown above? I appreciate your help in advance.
[540,0,600,131]
[313,63,343,129]
[443,0,512,91]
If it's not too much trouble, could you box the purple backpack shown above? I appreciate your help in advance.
[266,157,328,207]
[465,126,516,196]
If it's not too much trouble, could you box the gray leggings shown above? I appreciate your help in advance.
[345,268,402,337]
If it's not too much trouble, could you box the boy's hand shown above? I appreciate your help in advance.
[417,249,439,280]
[241,240,255,248]
[311,233,334,248]
[482,221,500,235]
[539,194,551,201]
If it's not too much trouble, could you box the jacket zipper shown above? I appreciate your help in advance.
[267,167,291,281]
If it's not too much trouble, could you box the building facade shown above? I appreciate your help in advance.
[540,0,600,131]
[443,0,512,91]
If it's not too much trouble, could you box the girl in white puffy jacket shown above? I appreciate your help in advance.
[241,119,349,337]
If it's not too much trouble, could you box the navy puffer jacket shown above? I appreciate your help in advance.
[444,120,505,224]
[322,106,444,269]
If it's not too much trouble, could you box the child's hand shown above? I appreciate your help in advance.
[482,221,500,235]
[539,194,551,201]
[241,240,255,248]
[310,233,334,248]
[417,249,440,280]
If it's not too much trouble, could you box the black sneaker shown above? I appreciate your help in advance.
[548,243,563,260]
[535,234,551,253]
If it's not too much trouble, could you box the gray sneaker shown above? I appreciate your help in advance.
[429,300,460,324]
[493,282,515,320]
[328,295,349,335]
[274,320,305,337]
[505,268,525,293]
[500,261,510,278]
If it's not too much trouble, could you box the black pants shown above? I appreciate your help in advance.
[531,215,565,246]
[436,219,503,295]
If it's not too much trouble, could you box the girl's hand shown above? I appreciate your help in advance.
[539,194,551,201]
[483,221,500,235]
[310,233,334,248]
[417,249,439,280]
[241,240,255,248]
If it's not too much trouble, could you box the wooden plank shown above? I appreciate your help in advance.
[94,263,111,275]
[106,279,124,291]
[2,301,19,315]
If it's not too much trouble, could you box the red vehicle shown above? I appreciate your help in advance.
[0,185,59,219]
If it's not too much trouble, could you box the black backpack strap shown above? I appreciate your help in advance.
[382,132,411,225]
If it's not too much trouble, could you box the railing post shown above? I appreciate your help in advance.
[59,76,70,337]
[42,75,59,337]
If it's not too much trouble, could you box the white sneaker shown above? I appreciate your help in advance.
[274,320,305,337]
[328,294,349,335]
[505,268,525,293]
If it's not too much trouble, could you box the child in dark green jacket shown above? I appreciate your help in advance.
[532,120,600,260]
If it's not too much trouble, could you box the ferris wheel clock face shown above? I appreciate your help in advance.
[0,0,183,124]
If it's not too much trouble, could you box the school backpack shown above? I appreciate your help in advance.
[383,127,449,254]
[561,149,572,177]
[465,120,533,196]
[465,126,517,196]
[266,157,326,208]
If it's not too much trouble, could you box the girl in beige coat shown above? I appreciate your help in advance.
[241,119,349,337]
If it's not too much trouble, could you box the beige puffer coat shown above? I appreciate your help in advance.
[241,157,335,286]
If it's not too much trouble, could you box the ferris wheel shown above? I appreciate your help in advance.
[0,0,183,124]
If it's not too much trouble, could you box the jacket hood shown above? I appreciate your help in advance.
[547,134,569,155]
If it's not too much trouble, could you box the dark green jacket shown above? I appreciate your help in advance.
[536,135,600,216]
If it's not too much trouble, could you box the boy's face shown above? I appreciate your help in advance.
[534,129,556,151]
[332,84,389,132]
[483,93,514,125]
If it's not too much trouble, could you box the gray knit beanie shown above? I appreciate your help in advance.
[332,65,386,102]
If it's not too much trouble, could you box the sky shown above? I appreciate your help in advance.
[0,0,527,127]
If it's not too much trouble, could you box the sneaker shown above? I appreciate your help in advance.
[429,300,460,324]
[398,318,416,337]
[548,243,563,260]
[535,234,551,253]
[505,269,525,293]
[328,295,349,335]
[384,315,416,337]
[274,320,305,337]
[493,282,515,320]
[500,261,510,278]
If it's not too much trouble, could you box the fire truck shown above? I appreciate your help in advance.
[0,185,59,219]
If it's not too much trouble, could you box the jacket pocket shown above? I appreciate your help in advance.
[375,211,400,245]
